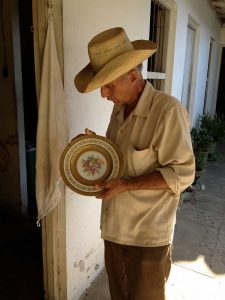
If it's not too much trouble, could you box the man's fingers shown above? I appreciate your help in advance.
[96,190,111,200]
[85,128,96,135]
[95,179,126,200]
[95,189,107,199]
[95,183,107,189]
[71,128,96,140]
[95,180,114,190]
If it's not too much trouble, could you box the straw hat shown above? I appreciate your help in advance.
[74,27,157,93]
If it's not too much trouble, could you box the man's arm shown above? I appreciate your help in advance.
[95,171,168,200]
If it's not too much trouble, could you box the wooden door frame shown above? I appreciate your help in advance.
[41,199,67,300]
[12,0,67,298]
[182,15,200,123]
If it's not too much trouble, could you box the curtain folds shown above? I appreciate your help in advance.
[32,2,67,297]
[32,0,68,221]
[32,0,64,103]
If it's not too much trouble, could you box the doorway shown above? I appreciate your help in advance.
[181,25,196,113]
[18,0,38,216]
[203,38,214,113]
[0,0,44,298]
[216,47,225,116]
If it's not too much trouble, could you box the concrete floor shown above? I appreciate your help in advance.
[0,144,224,300]
[80,143,225,300]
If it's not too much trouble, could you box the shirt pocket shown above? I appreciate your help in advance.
[125,146,158,177]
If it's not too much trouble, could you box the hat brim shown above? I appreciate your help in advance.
[74,40,157,93]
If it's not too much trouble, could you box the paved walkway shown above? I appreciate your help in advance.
[80,143,225,300]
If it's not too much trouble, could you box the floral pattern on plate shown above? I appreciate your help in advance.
[60,135,123,196]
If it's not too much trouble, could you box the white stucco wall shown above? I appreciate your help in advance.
[63,0,223,299]
[171,0,221,124]
[63,1,151,299]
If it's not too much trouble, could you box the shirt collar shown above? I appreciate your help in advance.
[132,81,154,117]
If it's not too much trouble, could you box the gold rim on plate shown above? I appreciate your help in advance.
[60,135,124,196]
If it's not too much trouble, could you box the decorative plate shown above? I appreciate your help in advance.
[60,135,123,196]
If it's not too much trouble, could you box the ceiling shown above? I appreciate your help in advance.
[208,0,225,25]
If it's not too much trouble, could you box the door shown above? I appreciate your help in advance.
[181,25,195,113]
[203,38,214,113]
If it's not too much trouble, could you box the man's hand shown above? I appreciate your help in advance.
[85,128,96,135]
[95,172,169,200]
[95,179,128,200]
[72,128,96,140]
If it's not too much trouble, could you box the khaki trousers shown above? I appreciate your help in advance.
[104,241,172,300]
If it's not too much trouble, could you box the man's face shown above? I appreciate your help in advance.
[100,74,132,105]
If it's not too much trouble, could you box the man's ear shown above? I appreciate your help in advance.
[128,70,139,84]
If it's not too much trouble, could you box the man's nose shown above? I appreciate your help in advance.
[101,85,110,98]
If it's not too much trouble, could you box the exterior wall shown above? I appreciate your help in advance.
[63,0,223,299]
[63,1,150,299]
[172,0,221,124]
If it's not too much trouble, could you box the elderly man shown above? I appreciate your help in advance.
[74,27,195,300]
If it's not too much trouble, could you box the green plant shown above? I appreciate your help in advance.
[191,125,213,171]
[191,126,213,152]
[199,113,225,144]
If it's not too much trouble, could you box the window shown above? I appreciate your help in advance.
[147,0,177,92]
[148,0,170,91]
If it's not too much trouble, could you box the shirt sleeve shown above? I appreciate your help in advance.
[155,103,195,196]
